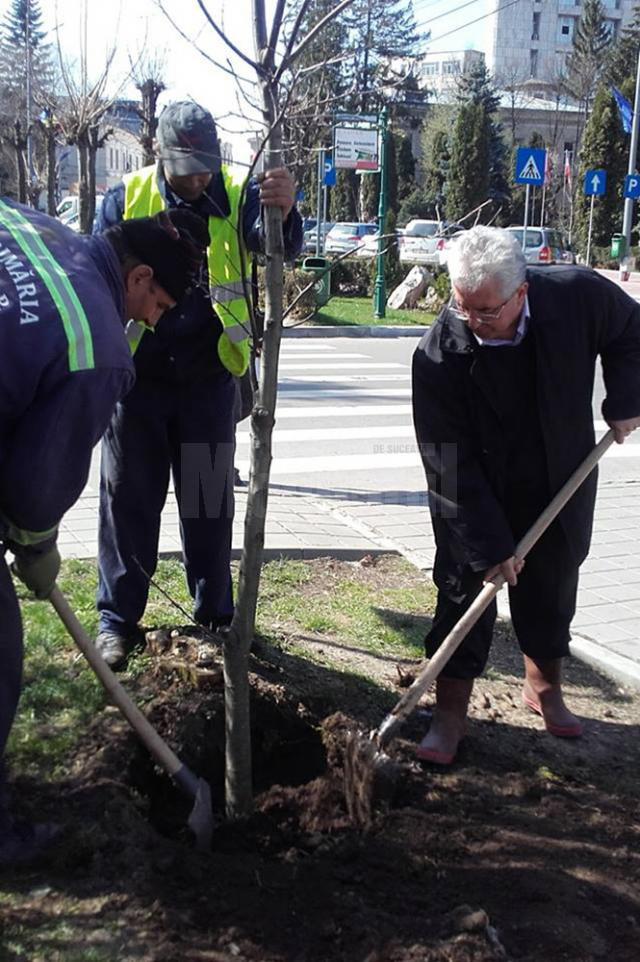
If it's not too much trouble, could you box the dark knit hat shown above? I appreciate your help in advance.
[110,209,210,301]
[157,101,222,177]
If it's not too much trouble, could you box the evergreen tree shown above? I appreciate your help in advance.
[446,101,491,223]
[566,0,612,121]
[574,83,633,254]
[608,6,640,86]
[455,62,510,214]
[395,132,416,203]
[1,0,46,46]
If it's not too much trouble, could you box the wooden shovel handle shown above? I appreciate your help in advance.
[376,429,615,747]
[49,585,198,798]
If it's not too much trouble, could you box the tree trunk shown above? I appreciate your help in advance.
[221,0,285,821]
[46,124,57,215]
[139,79,163,167]
[86,124,99,230]
[14,120,27,204]
[77,133,91,233]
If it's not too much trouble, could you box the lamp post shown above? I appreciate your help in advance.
[373,106,388,319]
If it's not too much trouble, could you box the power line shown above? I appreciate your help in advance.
[414,0,484,32]
[426,0,522,47]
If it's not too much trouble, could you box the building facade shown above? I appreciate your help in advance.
[487,0,636,89]
[417,48,486,95]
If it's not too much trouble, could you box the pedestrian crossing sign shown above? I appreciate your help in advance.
[515,147,546,185]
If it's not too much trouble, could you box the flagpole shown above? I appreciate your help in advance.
[622,49,640,254]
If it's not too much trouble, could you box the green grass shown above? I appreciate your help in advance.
[9,556,434,779]
[314,296,434,327]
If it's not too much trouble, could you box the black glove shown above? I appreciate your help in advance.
[12,546,61,599]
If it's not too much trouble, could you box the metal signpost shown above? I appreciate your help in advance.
[515,147,546,252]
[584,169,607,265]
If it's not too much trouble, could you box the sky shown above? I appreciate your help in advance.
[23,0,495,162]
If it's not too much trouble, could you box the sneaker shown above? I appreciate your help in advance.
[95,630,140,671]
[234,468,247,488]
[0,821,61,867]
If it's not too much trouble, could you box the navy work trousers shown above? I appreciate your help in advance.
[0,552,23,831]
[97,373,236,635]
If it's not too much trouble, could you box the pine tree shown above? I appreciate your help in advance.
[422,129,450,218]
[608,6,640,86]
[395,133,416,203]
[446,101,491,223]
[574,83,633,253]
[455,62,510,214]
[567,0,612,121]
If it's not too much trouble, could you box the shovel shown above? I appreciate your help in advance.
[344,429,616,827]
[49,586,214,850]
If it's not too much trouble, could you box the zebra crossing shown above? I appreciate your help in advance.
[236,338,640,489]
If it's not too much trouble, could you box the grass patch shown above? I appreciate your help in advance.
[9,555,432,779]
[314,296,433,327]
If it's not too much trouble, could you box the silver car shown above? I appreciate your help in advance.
[399,219,464,267]
[504,226,571,265]
[325,222,378,255]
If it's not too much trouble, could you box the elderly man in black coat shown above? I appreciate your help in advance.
[412,226,640,765]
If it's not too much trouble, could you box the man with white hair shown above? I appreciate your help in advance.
[412,225,640,765]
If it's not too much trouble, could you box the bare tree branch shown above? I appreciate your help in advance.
[277,0,358,78]
[196,0,261,74]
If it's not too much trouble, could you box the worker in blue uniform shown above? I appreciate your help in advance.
[0,199,209,865]
[93,100,303,670]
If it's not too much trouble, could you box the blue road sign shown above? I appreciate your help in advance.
[296,190,305,202]
[515,147,546,185]
[624,174,640,199]
[584,169,607,196]
[324,160,336,187]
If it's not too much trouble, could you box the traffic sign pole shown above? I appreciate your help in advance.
[622,48,640,253]
[316,147,324,257]
[522,183,530,251]
[586,194,596,265]
[373,107,388,319]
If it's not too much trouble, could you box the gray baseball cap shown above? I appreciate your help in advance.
[157,101,222,177]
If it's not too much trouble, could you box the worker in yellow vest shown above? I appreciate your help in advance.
[93,100,302,669]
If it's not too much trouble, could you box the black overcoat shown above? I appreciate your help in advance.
[412,266,640,599]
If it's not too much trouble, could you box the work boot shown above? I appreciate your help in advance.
[94,628,142,672]
[0,820,61,868]
[522,655,583,738]
[417,677,474,765]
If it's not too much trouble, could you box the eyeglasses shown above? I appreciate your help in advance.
[447,289,519,326]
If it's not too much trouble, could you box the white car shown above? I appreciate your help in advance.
[399,219,464,267]
[355,229,404,259]
[325,222,378,255]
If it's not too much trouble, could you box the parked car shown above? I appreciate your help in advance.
[303,221,335,253]
[504,226,570,265]
[399,219,464,267]
[56,194,104,230]
[302,217,317,233]
[325,221,378,255]
[355,228,404,259]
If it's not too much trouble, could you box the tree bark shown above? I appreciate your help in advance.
[222,0,285,821]
[77,133,91,233]
[13,120,27,204]
[46,124,57,215]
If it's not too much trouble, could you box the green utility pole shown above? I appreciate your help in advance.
[373,106,388,319]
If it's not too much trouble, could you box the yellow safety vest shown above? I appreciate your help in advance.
[122,163,250,376]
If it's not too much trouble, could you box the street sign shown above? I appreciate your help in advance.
[624,174,640,199]
[324,160,336,187]
[584,169,607,196]
[296,190,305,202]
[334,126,379,170]
[515,147,546,185]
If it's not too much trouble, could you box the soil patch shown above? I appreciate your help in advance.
[1,557,639,962]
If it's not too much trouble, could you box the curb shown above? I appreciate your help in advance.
[283,325,427,338]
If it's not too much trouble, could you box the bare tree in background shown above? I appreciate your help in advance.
[131,50,166,166]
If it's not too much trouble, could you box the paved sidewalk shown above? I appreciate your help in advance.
[59,472,640,692]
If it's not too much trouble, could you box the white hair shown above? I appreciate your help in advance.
[447,226,527,299]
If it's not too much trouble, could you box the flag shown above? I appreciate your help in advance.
[612,86,633,134]
[544,150,553,186]
[564,150,572,190]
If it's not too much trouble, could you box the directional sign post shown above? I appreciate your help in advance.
[324,159,336,187]
[515,147,547,252]
[584,169,607,265]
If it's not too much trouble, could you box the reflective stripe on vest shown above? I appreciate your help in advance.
[123,165,250,376]
[0,198,95,372]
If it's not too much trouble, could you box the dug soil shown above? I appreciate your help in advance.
[2,557,640,962]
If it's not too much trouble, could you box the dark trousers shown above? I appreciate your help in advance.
[425,518,579,680]
[97,373,236,635]
[0,553,23,831]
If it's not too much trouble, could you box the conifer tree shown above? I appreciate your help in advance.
[446,101,491,222]
[574,82,633,253]
[567,0,612,124]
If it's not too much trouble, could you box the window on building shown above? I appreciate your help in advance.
[558,16,573,42]
[423,62,439,76]
[532,11,540,40]
[564,141,574,156]
[601,0,619,8]
[109,147,113,168]
[558,0,578,6]
[530,48,538,77]
[603,19,618,39]
[442,60,460,75]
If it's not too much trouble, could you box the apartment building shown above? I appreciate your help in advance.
[486,0,636,88]
[417,48,486,94]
